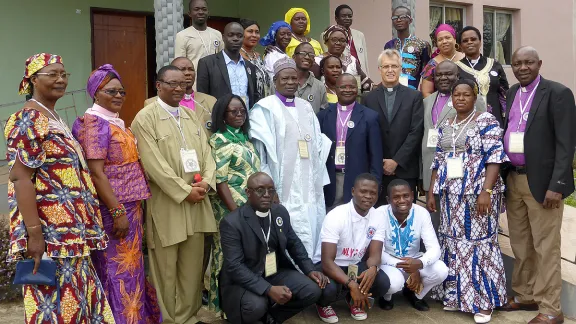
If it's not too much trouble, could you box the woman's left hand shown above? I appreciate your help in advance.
[113,215,130,239]
[477,191,491,215]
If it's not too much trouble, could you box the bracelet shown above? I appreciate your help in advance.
[345,278,354,287]
[26,224,42,230]
[109,204,127,219]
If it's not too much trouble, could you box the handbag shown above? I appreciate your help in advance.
[13,259,57,286]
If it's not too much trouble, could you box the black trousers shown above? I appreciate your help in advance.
[377,176,418,207]
[227,268,322,324]
[314,261,390,307]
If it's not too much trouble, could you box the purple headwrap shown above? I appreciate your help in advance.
[86,64,122,99]
[435,24,456,38]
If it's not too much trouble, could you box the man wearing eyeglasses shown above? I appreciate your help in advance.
[132,65,217,324]
[293,42,328,113]
[362,49,424,207]
[384,6,431,90]
[220,172,330,324]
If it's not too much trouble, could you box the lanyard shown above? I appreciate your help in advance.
[398,35,413,72]
[337,108,353,144]
[159,105,189,149]
[516,81,540,131]
[450,110,476,154]
[30,99,74,139]
[194,26,214,56]
[387,207,414,257]
[466,57,479,69]
[192,98,211,116]
[260,211,272,253]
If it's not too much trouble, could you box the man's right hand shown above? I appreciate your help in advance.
[349,281,370,311]
[268,286,292,305]
[185,187,206,203]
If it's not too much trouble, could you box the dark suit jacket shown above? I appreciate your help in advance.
[504,77,576,203]
[196,51,260,107]
[317,103,383,206]
[362,84,424,179]
[219,204,315,321]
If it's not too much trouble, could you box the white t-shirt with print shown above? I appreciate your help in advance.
[312,200,386,267]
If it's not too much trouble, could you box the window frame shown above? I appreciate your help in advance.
[483,8,514,66]
[429,2,467,27]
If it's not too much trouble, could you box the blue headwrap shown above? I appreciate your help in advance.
[259,21,291,47]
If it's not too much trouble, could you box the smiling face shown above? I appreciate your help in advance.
[352,179,379,213]
[326,30,347,56]
[451,84,476,114]
[335,8,353,29]
[511,47,542,87]
[243,24,260,48]
[434,62,459,94]
[436,31,456,56]
[30,63,68,101]
[293,43,315,71]
[336,74,358,105]
[378,54,401,85]
[274,68,298,97]
[388,185,413,216]
[460,30,481,58]
[291,12,308,35]
[322,57,343,85]
[275,27,292,50]
[95,78,125,113]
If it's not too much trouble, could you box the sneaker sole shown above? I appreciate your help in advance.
[318,316,339,324]
[350,313,368,321]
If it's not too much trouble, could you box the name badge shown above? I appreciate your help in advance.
[335,145,346,166]
[509,132,524,153]
[181,148,201,173]
[298,140,309,159]
[347,263,359,281]
[399,75,409,87]
[265,252,277,277]
[447,157,464,179]
[427,129,439,148]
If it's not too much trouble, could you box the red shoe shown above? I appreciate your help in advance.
[316,305,339,323]
[345,295,368,321]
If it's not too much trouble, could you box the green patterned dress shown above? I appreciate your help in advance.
[208,127,261,313]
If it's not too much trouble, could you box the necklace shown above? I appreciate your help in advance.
[451,110,476,130]
[325,84,336,95]
[241,47,257,60]
[292,33,308,42]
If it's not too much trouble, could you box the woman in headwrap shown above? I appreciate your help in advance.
[260,21,292,79]
[6,54,114,323]
[285,8,323,57]
[72,64,162,324]
[240,19,272,98]
[314,24,374,92]
[420,24,465,97]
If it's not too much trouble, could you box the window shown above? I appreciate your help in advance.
[429,4,465,48]
[483,10,513,65]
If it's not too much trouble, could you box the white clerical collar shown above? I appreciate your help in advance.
[255,210,270,218]
[184,93,193,100]
[157,97,179,113]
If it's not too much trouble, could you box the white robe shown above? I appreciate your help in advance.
[250,95,331,257]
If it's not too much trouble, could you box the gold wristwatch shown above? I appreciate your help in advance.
[482,188,493,195]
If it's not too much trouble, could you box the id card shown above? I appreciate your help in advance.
[399,75,409,87]
[509,132,524,153]
[265,252,277,277]
[347,263,358,280]
[447,157,464,179]
[335,145,346,166]
[298,140,309,159]
[181,149,200,173]
[427,129,439,148]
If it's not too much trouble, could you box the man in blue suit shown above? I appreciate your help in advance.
[317,73,383,210]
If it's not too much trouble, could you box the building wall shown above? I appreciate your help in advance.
[330,0,576,91]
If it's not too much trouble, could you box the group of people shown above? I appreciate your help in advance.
[5,1,576,324]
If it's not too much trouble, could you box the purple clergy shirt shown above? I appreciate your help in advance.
[431,93,450,126]
[504,75,541,166]
[180,92,196,111]
[335,102,355,169]
[276,91,296,107]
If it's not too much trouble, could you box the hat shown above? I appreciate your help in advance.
[273,57,297,75]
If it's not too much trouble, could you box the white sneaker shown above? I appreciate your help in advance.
[474,311,492,324]
[316,305,339,323]
[443,306,460,312]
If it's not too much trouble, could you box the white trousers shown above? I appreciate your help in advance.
[381,260,448,300]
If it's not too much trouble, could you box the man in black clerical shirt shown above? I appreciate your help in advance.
[219,172,329,324]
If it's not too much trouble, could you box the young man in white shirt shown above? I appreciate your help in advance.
[312,173,390,323]
[377,179,448,311]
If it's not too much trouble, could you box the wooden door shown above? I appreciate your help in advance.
[92,12,147,127]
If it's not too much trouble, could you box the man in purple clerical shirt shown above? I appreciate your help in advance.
[499,46,576,324]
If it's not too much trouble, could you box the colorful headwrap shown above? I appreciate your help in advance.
[259,21,292,47]
[273,57,297,75]
[435,24,456,39]
[323,24,350,44]
[19,53,64,95]
[86,64,122,99]
[285,8,311,35]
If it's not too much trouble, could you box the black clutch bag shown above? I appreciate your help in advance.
[13,259,57,286]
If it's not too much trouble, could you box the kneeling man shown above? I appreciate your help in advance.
[313,173,390,323]
[377,179,448,311]
[219,172,329,324]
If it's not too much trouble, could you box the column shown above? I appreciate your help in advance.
[154,0,184,71]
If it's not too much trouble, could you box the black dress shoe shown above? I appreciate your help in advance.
[201,290,209,306]
[378,296,394,310]
[403,287,430,311]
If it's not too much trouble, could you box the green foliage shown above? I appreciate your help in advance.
[0,217,20,302]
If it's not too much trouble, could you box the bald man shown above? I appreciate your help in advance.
[500,46,575,324]
[196,22,260,108]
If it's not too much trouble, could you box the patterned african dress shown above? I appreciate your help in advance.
[420,58,439,93]
[243,50,273,100]
[384,36,431,90]
[5,108,114,323]
[430,112,508,313]
[72,113,162,324]
[208,129,260,313]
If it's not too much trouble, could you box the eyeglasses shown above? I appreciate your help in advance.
[226,108,247,117]
[391,15,411,21]
[249,187,277,197]
[329,38,347,44]
[379,64,401,70]
[36,72,71,80]
[295,52,315,58]
[100,89,127,97]
[159,80,187,89]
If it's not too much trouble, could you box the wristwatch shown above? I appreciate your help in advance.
[482,188,493,195]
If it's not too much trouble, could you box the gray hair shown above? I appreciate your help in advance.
[377,49,402,67]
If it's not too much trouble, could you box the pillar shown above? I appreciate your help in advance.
[154,0,184,71]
